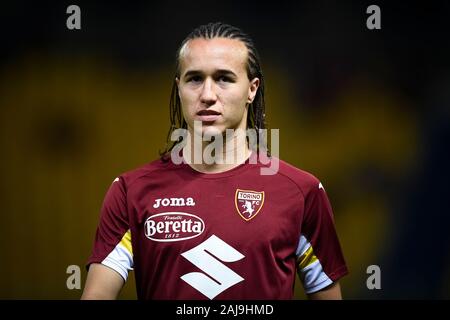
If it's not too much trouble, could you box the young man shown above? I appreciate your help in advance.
[82,22,348,300]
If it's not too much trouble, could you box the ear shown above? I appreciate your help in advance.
[247,78,260,104]
[175,77,180,87]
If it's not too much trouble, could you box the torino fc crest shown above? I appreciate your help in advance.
[234,189,265,221]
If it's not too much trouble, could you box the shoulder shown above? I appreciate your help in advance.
[263,156,322,197]
[115,157,172,189]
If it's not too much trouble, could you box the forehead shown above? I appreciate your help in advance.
[179,38,248,75]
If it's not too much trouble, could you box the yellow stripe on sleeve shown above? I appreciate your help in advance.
[119,230,132,255]
[297,245,318,270]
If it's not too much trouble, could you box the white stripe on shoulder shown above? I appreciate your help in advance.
[296,234,334,294]
[296,235,311,257]
[101,233,133,281]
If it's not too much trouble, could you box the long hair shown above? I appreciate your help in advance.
[160,22,267,159]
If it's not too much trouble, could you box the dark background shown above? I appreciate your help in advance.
[0,0,449,299]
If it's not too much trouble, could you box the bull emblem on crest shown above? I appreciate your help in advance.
[235,189,265,221]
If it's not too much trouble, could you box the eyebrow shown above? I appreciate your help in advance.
[183,69,238,79]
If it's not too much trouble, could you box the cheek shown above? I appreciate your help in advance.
[178,88,189,105]
[222,88,249,117]
[179,89,196,116]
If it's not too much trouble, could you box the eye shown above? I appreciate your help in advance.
[218,76,233,83]
[187,75,202,83]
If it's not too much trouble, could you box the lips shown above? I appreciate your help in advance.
[197,110,221,116]
[196,109,221,122]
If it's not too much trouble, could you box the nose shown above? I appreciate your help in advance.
[200,78,217,106]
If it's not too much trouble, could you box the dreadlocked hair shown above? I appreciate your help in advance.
[160,22,268,160]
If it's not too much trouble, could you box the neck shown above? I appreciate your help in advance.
[182,129,251,174]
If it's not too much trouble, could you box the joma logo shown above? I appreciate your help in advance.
[153,197,196,209]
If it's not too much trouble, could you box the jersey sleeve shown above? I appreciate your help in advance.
[86,177,133,281]
[296,181,348,294]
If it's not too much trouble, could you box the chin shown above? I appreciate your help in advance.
[201,125,225,138]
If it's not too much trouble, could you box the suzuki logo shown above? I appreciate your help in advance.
[180,235,245,299]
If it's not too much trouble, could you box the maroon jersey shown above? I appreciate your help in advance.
[87,152,348,299]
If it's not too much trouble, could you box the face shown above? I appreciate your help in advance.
[176,37,259,137]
